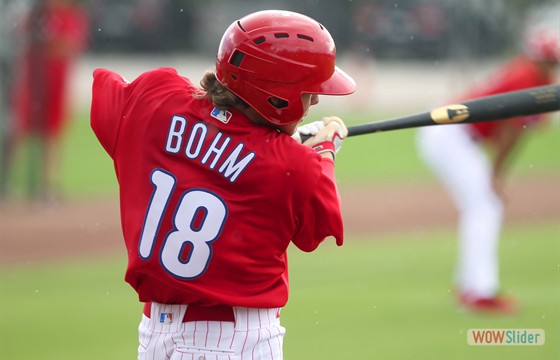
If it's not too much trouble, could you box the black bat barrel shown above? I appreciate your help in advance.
[347,84,560,137]
[460,84,560,124]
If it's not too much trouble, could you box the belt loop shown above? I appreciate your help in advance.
[143,302,151,318]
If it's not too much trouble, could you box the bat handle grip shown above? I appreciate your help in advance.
[300,133,312,143]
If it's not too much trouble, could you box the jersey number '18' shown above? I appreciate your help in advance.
[138,169,228,279]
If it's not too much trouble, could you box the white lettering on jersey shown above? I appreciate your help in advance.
[219,144,255,182]
[201,132,231,169]
[165,115,187,153]
[185,123,207,159]
[164,117,255,183]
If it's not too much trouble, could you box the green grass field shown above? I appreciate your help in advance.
[2,110,558,359]
[283,225,559,359]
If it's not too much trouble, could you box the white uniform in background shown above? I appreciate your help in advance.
[417,124,503,298]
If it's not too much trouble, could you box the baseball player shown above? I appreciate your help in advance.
[91,10,355,359]
[417,26,559,314]
[3,0,88,200]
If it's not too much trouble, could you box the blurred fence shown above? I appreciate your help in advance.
[83,0,555,59]
[2,1,558,58]
[1,0,559,115]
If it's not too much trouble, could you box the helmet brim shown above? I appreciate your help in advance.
[315,66,357,95]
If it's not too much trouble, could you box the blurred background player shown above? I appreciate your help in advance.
[0,1,18,192]
[91,10,355,359]
[1,0,88,202]
[417,25,559,314]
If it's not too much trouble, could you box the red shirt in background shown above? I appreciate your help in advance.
[462,56,553,140]
[13,2,89,138]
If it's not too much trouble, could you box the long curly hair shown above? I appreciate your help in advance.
[194,69,248,110]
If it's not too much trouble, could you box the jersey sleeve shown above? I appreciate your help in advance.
[291,157,343,252]
[90,68,128,158]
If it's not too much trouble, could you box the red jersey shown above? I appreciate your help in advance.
[91,68,344,308]
[463,56,554,139]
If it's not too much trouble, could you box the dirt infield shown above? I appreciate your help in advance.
[1,176,558,265]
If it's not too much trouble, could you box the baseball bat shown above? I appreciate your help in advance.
[346,84,559,137]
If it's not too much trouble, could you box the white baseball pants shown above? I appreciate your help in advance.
[138,303,285,360]
[417,124,503,298]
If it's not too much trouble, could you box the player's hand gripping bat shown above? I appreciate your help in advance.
[299,84,559,141]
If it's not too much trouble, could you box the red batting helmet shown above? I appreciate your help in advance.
[525,27,560,63]
[215,10,356,126]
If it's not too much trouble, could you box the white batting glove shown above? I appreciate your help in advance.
[322,116,347,154]
[304,116,348,159]
[292,121,325,143]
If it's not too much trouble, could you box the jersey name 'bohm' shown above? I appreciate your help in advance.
[165,115,256,183]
